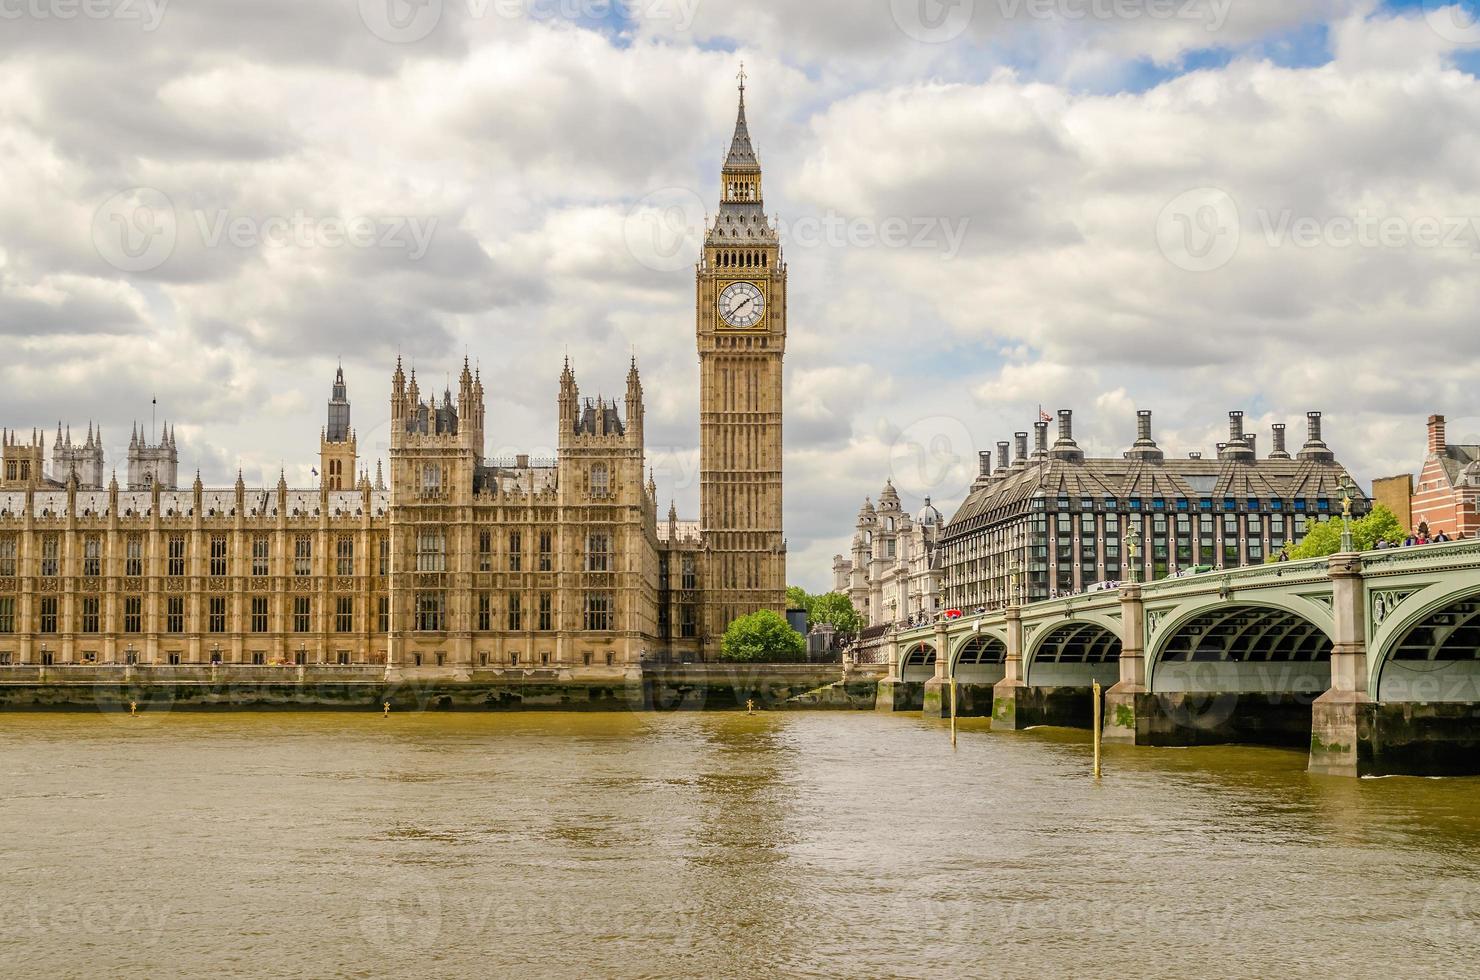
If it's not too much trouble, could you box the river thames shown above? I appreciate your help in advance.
[2,710,1478,978]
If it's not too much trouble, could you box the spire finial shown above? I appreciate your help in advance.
[737,61,746,104]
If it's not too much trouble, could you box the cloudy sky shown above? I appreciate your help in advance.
[3,0,1480,590]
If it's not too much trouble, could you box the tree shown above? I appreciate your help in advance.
[784,586,863,637]
[719,610,807,663]
[808,592,863,636]
[1285,505,1407,560]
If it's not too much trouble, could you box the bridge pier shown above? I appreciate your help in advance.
[1310,554,1374,776]
[922,623,951,718]
[874,630,919,712]
[1103,584,1149,744]
[992,606,1031,729]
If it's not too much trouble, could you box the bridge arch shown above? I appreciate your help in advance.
[1372,582,1480,702]
[1147,598,1335,695]
[900,642,938,683]
[949,632,1008,684]
[1023,617,1121,689]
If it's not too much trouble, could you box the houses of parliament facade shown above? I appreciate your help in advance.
[0,82,787,670]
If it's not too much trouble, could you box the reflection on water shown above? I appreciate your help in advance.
[2,711,1479,977]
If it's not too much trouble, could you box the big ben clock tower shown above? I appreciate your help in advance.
[698,67,788,639]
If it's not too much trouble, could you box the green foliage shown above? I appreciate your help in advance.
[719,610,807,663]
[784,586,863,636]
[1283,505,1407,561]
[809,592,864,635]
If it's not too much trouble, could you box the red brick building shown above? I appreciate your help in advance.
[1409,415,1480,538]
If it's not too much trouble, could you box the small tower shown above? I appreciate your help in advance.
[127,420,178,490]
[52,421,106,488]
[320,365,357,490]
[1,429,46,489]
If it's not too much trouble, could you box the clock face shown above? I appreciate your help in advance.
[718,281,765,328]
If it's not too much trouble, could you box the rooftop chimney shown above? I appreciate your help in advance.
[1032,420,1050,458]
[1429,414,1448,457]
[1298,411,1334,462]
[1270,423,1290,459]
[1049,409,1085,463]
[1013,432,1029,467]
[996,441,1010,474]
[978,451,992,477]
[1127,409,1164,462]
[1220,411,1255,461]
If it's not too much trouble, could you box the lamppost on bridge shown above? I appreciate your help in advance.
[1340,479,1358,553]
[1009,560,1022,607]
[1127,530,1142,585]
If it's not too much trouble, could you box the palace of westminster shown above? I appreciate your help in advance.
[0,81,787,668]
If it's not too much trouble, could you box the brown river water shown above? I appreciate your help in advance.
[1,710,1478,978]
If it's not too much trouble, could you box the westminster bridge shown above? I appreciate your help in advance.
[883,540,1480,777]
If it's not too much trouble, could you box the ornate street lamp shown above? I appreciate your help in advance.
[1009,560,1022,607]
[1340,479,1357,553]
[1127,531,1141,585]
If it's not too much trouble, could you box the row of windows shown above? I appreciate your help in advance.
[414,591,614,633]
[0,595,379,635]
[0,530,629,579]
[0,533,376,578]
[1035,496,1340,514]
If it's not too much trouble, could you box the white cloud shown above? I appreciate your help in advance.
[0,3,1475,592]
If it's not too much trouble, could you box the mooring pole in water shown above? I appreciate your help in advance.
[950,677,958,748]
[383,701,391,718]
[1092,680,1103,779]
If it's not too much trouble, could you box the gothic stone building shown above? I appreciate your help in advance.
[0,81,786,668]
[939,409,1367,612]
[831,481,945,630]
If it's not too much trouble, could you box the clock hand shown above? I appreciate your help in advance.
[733,297,753,314]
